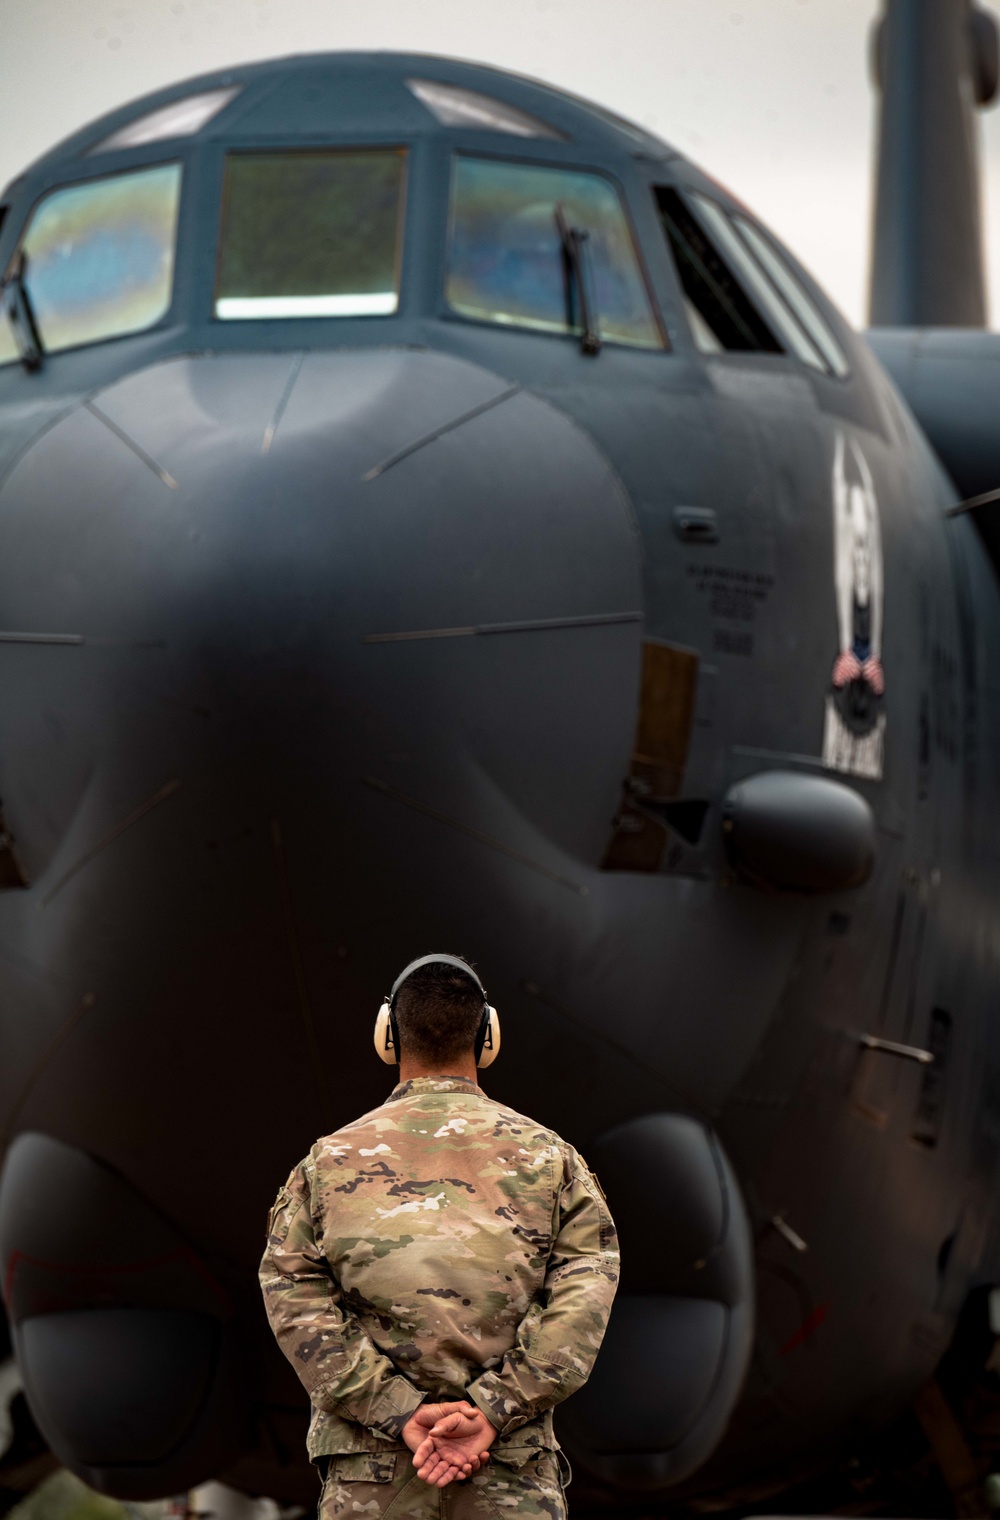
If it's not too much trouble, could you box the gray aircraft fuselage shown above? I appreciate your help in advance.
[0,47,998,1514]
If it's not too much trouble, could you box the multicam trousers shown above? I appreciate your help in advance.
[318,1448,569,1520]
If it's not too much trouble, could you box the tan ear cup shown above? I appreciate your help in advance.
[477,1006,501,1068]
[373,1002,397,1065]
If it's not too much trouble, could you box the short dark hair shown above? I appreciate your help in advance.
[394,960,484,1065]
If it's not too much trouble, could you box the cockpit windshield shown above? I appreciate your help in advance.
[0,163,182,366]
[214,149,407,320]
[445,157,663,350]
[0,141,666,367]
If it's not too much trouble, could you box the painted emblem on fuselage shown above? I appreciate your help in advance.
[822,433,886,780]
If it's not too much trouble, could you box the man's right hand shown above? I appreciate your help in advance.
[411,1404,497,1486]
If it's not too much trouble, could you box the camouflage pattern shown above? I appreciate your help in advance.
[319,1447,570,1520]
[259,1076,618,1465]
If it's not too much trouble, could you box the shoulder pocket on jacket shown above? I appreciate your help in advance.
[577,1160,616,1253]
[266,1186,292,1239]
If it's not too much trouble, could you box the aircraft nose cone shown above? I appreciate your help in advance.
[0,348,643,876]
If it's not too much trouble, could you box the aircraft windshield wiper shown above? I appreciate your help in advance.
[556,204,602,356]
[1,253,44,373]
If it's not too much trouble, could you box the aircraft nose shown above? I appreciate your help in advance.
[0,348,643,876]
[0,348,647,1502]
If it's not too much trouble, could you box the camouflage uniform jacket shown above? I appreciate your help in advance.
[259,1076,619,1465]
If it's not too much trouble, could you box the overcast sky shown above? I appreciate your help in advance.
[5,0,1000,328]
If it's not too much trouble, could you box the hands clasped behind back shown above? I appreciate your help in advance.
[403,1403,497,1487]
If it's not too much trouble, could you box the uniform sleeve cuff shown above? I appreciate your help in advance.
[356,1377,426,1440]
[466,1375,528,1436]
[376,1377,427,1439]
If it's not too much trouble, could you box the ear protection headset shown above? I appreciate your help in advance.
[373,953,500,1069]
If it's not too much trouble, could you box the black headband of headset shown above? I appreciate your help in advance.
[388,954,491,1061]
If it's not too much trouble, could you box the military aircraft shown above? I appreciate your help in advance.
[2,0,1000,1512]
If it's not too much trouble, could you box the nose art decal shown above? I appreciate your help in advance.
[823,434,886,781]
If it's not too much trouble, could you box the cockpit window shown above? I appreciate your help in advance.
[729,212,849,378]
[0,259,15,367]
[655,187,780,355]
[688,193,831,371]
[0,208,12,369]
[446,157,663,350]
[407,80,565,140]
[655,184,849,377]
[215,149,407,320]
[89,87,241,154]
[0,163,182,365]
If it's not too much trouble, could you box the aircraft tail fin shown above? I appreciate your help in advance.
[869,0,999,327]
